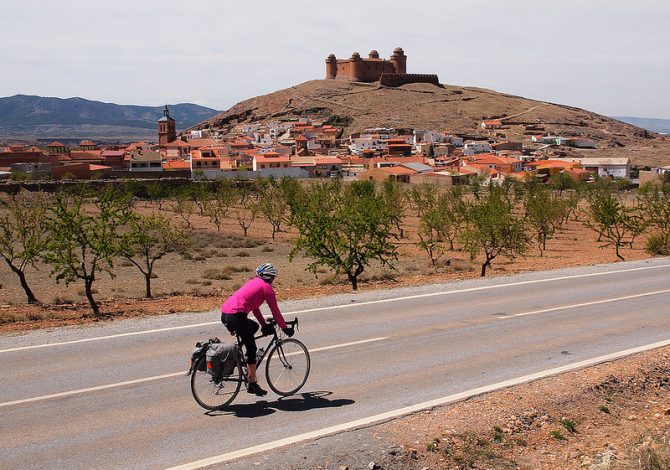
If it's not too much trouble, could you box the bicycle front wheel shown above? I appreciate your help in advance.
[265,338,310,396]
[190,356,242,410]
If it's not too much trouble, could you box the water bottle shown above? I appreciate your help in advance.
[256,347,265,362]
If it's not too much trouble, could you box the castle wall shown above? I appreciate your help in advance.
[336,61,350,79]
[360,61,396,82]
[334,59,396,82]
[379,73,440,87]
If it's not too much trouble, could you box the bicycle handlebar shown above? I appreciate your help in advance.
[265,317,299,330]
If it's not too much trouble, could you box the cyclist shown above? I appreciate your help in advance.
[220,263,294,396]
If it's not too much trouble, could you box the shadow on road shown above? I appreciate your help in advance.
[206,391,355,419]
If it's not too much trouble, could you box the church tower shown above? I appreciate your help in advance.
[158,105,176,147]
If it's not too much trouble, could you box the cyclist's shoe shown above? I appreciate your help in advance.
[247,382,267,396]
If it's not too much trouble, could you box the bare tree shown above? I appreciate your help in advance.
[121,213,191,298]
[0,191,51,303]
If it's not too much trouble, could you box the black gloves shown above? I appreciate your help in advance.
[261,324,275,336]
[282,326,295,337]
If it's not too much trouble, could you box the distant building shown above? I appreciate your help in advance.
[325,47,440,87]
[554,157,630,179]
[0,145,47,168]
[128,150,162,172]
[158,105,177,148]
[639,166,670,185]
[463,141,492,155]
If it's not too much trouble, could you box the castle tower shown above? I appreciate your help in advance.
[158,105,176,147]
[390,47,407,74]
[368,50,379,59]
[349,52,363,82]
[325,53,337,79]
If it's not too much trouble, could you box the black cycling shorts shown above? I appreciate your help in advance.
[221,312,259,364]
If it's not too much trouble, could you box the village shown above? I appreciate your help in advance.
[3,104,670,187]
[2,45,669,187]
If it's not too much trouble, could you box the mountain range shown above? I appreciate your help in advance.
[613,116,670,134]
[0,95,219,141]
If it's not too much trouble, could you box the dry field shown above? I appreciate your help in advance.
[0,199,654,332]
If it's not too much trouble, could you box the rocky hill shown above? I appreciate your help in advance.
[194,80,670,167]
[0,95,219,141]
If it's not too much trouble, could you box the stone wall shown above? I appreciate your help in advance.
[379,73,440,87]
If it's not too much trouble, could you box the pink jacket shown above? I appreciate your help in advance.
[220,277,287,329]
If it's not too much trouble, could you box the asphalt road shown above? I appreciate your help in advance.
[1,259,669,469]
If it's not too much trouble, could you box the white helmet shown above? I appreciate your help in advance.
[256,263,277,280]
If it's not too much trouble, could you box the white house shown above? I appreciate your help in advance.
[413,130,445,145]
[554,157,631,179]
[463,141,492,156]
[349,137,388,154]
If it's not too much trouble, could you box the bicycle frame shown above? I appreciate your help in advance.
[235,317,299,381]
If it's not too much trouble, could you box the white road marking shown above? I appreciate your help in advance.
[166,338,670,470]
[0,337,386,408]
[2,262,669,354]
[0,372,184,409]
[498,289,670,319]
[0,321,220,354]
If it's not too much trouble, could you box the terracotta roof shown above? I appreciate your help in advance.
[314,157,343,165]
[191,149,219,160]
[376,166,416,176]
[89,164,111,171]
[166,140,191,148]
[69,150,103,159]
[48,141,66,147]
[101,150,126,157]
[162,160,190,170]
[254,155,291,163]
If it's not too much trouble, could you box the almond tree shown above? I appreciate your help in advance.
[288,180,397,290]
[381,179,407,238]
[583,187,645,261]
[204,180,236,232]
[417,204,449,267]
[0,191,51,303]
[170,187,195,229]
[121,213,190,298]
[43,186,133,316]
[236,198,258,237]
[638,182,670,255]
[460,185,530,276]
[524,186,570,256]
[256,179,292,239]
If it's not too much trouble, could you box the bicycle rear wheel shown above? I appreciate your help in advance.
[190,356,242,410]
[265,338,310,396]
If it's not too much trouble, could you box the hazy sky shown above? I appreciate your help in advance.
[2,0,669,118]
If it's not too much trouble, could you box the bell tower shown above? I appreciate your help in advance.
[158,105,176,147]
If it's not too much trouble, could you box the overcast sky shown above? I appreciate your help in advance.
[2,0,669,118]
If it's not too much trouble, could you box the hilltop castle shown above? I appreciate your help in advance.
[325,47,440,87]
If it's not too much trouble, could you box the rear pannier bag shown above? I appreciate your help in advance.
[206,342,238,381]
[187,339,217,375]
